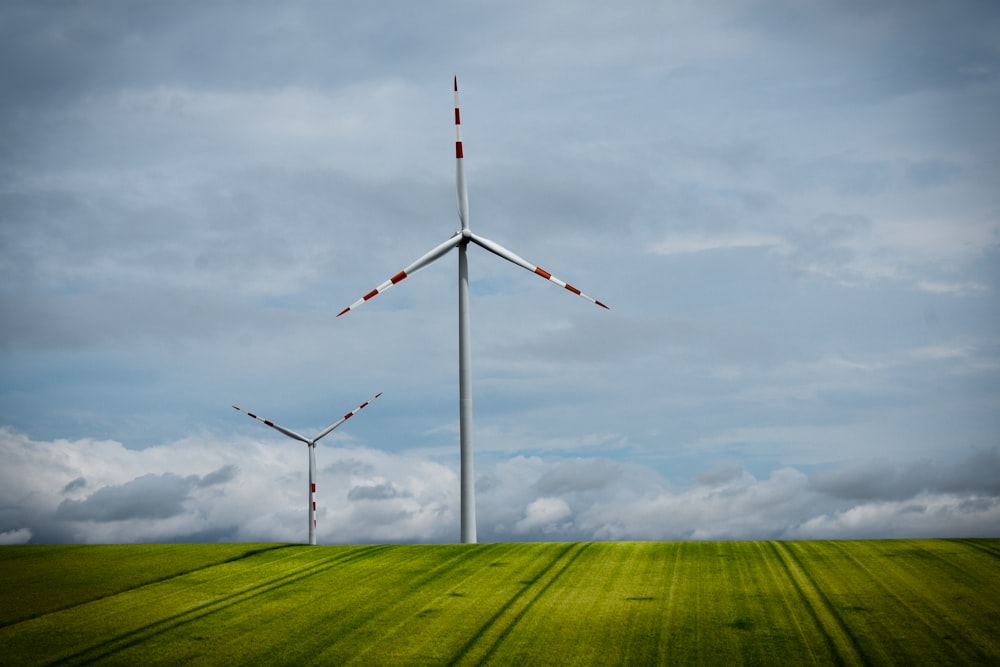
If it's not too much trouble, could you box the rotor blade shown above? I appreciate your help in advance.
[454,75,469,231]
[312,391,383,443]
[469,232,610,309]
[231,405,312,445]
[337,234,462,317]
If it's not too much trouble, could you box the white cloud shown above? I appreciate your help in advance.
[916,280,987,295]
[3,429,996,544]
[649,233,786,256]
[514,497,573,535]
[0,528,32,545]
[0,427,458,544]
[791,494,1000,540]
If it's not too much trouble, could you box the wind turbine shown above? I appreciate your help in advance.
[232,392,382,545]
[337,77,608,544]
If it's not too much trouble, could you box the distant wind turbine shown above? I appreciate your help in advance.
[232,392,382,545]
[337,77,608,544]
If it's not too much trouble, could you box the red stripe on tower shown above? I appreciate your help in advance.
[311,483,316,493]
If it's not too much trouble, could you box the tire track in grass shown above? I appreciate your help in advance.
[473,542,593,666]
[948,537,1000,560]
[659,541,725,663]
[884,539,1000,592]
[728,542,782,665]
[165,544,462,666]
[43,545,392,666]
[793,541,904,666]
[320,545,513,666]
[446,542,591,667]
[0,543,292,629]
[768,542,868,667]
[48,546,382,665]
[93,544,372,640]
[753,541,829,665]
[615,542,676,665]
[828,540,998,664]
[293,544,478,664]
[657,540,686,662]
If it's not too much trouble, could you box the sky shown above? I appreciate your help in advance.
[1,0,999,545]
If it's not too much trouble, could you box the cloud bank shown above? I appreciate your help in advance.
[2,428,996,544]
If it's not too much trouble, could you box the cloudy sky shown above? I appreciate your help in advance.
[2,0,998,545]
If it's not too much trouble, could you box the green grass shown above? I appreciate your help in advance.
[1,540,998,665]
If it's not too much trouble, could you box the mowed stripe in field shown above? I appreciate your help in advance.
[0,540,998,665]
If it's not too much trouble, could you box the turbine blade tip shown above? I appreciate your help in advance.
[597,301,610,309]
[454,75,458,90]
[336,307,350,317]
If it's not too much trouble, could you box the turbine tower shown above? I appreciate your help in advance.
[232,392,382,545]
[338,77,608,544]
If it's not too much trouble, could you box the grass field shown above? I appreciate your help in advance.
[1,539,998,665]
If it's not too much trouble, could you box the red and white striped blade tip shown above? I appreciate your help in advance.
[337,235,461,316]
[346,392,381,418]
[232,405,313,443]
[529,261,609,309]
[469,234,609,309]
[337,270,408,317]
[515,262,611,310]
[527,264,609,309]
[312,392,383,442]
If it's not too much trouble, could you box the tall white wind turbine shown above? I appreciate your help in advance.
[337,77,608,544]
[232,392,382,545]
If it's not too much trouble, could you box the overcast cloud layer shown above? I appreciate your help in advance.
[1,1,998,544]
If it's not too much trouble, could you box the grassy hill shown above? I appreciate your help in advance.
[1,539,998,665]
